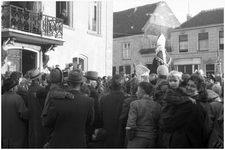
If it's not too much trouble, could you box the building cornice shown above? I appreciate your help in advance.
[171,23,224,32]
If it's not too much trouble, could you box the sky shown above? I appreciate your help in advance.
[113,0,224,24]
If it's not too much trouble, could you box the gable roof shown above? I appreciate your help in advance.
[113,2,159,38]
[178,8,224,29]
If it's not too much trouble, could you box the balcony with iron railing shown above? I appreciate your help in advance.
[1,5,64,45]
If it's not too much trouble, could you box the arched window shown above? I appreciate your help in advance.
[72,54,88,72]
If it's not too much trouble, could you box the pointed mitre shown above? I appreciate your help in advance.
[157,34,166,48]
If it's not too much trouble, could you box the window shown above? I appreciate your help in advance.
[177,65,192,74]
[198,32,208,51]
[72,55,87,72]
[125,65,131,74]
[123,43,131,59]
[206,64,215,76]
[219,31,224,50]
[113,66,116,76]
[88,1,101,34]
[119,66,123,73]
[56,1,72,26]
[179,35,188,52]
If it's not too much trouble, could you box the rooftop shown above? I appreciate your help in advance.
[113,2,159,38]
[178,8,224,29]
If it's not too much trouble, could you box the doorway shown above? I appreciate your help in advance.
[22,50,37,75]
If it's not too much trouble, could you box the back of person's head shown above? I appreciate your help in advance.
[212,84,222,97]
[50,68,63,84]
[138,82,155,97]
[111,74,123,90]
[130,77,140,95]
[10,71,22,81]
[167,70,182,83]
[157,65,169,76]
[149,73,158,85]
[80,83,91,96]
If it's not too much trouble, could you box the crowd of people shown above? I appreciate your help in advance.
[1,64,224,148]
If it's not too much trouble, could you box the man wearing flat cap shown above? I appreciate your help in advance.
[42,70,95,148]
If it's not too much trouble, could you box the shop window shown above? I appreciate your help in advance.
[219,31,224,50]
[88,1,101,35]
[56,1,72,26]
[198,32,208,51]
[125,65,131,75]
[177,65,192,74]
[206,64,215,76]
[119,66,123,73]
[123,43,131,59]
[179,35,188,52]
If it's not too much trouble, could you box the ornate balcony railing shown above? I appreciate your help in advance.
[1,5,63,39]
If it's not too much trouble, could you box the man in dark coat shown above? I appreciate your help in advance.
[27,68,49,148]
[84,71,102,143]
[2,78,29,148]
[120,77,139,147]
[99,74,128,148]
[42,70,95,148]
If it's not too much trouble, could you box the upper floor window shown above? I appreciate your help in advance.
[179,35,188,52]
[219,31,224,50]
[88,1,101,34]
[123,43,131,59]
[56,1,72,27]
[198,32,208,51]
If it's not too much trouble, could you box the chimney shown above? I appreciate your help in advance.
[187,14,192,20]
[187,1,192,20]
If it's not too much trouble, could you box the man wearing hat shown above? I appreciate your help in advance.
[27,68,50,148]
[42,70,95,148]
[2,78,29,148]
[84,71,102,143]
[99,74,129,148]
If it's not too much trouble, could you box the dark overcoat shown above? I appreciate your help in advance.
[27,82,49,148]
[99,89,128,148]
[42,90,95,148]
[2,91,29,148]
[157,95,207,148]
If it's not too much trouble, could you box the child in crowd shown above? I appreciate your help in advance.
[159,70,196,127]
[87,128,108,148]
